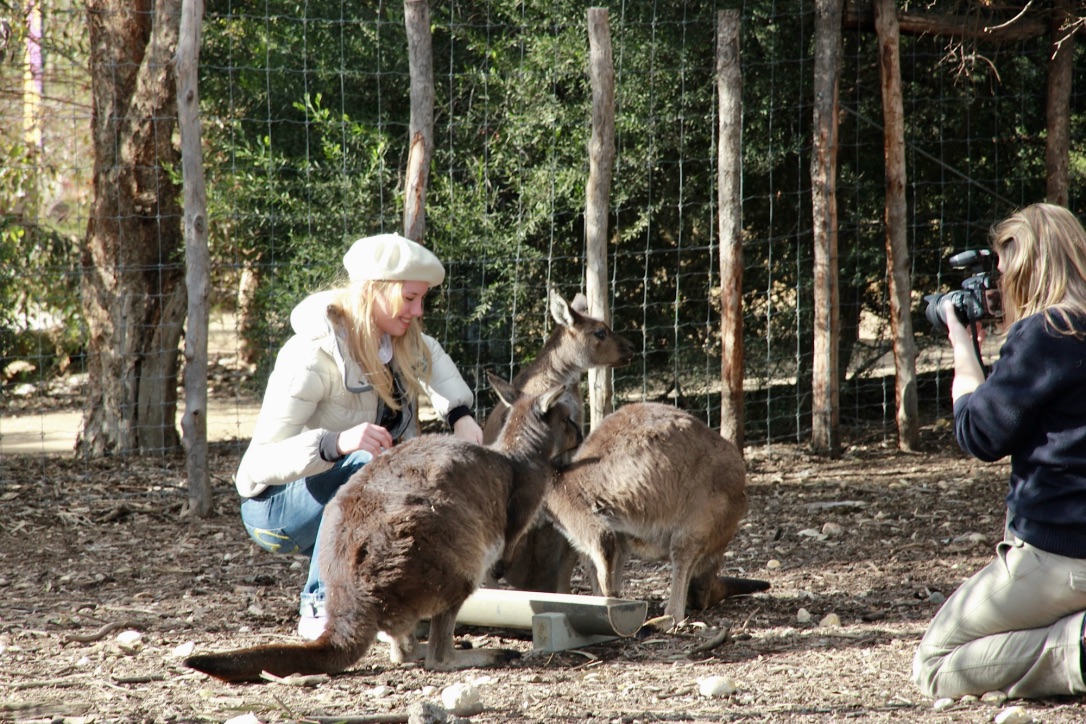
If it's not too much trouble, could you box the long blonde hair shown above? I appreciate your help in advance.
[991,203,1086,336]
[325,279,433,410]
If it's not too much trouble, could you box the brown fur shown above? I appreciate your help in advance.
[482,289,635,594]
[545,403,769,626]
[185,386,576,683]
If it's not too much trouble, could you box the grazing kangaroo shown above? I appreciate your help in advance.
[482,289,635,594]
[185,385,577,683]
[544,402,769,626]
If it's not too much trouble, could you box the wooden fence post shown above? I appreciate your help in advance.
[403,0,434,243]
[716,10,744,450]
[176,0,211,516]
[874,0,919,452]
[585,7,616,431]
[811,0,842,457]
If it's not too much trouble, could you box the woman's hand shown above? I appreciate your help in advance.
[452,415,484,445]
[337,422,395,457]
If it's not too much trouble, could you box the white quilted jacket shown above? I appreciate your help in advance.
[234,291,474,497]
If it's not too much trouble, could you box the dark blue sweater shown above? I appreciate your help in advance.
[954,311,1086,558]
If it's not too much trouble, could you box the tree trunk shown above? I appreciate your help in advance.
[81,0,185,457]
[811,0,842,457]
[1045,0,1073,207]
[585,7,616,432]
[874,0,919,452]
[177,0,211,516]
[716,10,744,451]
[403,0,433,243]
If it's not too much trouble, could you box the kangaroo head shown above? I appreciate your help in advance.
[548,288,635,370]
[494,382,581,460]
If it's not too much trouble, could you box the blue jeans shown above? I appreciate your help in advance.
[239,449,372,616]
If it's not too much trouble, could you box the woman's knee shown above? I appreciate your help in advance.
[243,522,306,555]
[911,646,943,699]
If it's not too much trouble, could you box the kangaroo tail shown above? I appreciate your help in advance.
[716,575,771,597]
[185,628,376,683]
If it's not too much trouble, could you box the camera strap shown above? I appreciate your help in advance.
[968,320,987,376]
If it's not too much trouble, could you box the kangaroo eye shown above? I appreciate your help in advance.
[593,328,607,340]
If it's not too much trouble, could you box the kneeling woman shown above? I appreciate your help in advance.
[233,233,483,640]
[914,203,1086,699]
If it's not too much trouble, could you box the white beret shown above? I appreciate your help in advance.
[342,233,445,287]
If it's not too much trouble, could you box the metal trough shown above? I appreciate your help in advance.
[453,588,648,651]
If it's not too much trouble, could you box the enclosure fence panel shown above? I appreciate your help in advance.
[1,2,1083,480]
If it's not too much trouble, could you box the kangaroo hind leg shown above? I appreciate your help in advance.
[423,607,520,671]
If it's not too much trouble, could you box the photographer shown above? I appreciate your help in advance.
[913,203,1086,700]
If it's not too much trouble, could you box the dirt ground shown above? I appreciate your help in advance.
[5,427,1086,723]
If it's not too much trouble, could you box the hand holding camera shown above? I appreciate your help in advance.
[923,249,1003,335]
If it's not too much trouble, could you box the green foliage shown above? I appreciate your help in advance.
[0,0,89,383]
[196,0,1085,437]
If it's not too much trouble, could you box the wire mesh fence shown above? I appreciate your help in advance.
[1,2,1082,471]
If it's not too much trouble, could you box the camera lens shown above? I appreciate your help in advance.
[924,293,950,335]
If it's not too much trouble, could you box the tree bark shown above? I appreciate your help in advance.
[177,0,211,516]
[1045,0,1073,207]
[874,0,919,453]
[403,0,433,243]
[82,0,185,456]
[716,10,744,451]
[811,0,842,457]
[585,7,616,432]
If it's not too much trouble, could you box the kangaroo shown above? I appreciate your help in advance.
[544,402,769,627]
[185,385,577,683]
[482,289,635,594]
[482,289,635,442]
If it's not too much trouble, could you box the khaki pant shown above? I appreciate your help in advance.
[912,534,1086,699]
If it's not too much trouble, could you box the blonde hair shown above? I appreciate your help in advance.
[991,203,1086,336]
[325,279,433,410]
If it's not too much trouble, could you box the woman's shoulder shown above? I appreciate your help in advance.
[1004,311,1086,359]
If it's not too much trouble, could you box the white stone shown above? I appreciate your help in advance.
[224,714,263,724]
[442,682,482,715]
[821,522,844,537]
[171,641,196,658]
[818,613,841,628]
[697,675,736,698]
[932,697,955,712]
[994,706,1034,724]
[766,559,781,570]
[796,608,812,623]
[981,691,1008,706]
[115,630,143,653]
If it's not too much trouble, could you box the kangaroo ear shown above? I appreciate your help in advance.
[549,288,576,327]
[487,371,520,408]
[537,384,568,413]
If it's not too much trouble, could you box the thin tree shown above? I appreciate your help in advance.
[585,7,616,431]
[874,0,919,452]
[177,0,211,515]
[716,9,743,450]
[811,0,842,457]
[403,0,434,242]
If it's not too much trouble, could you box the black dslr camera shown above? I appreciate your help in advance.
[923,249,1003,335]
